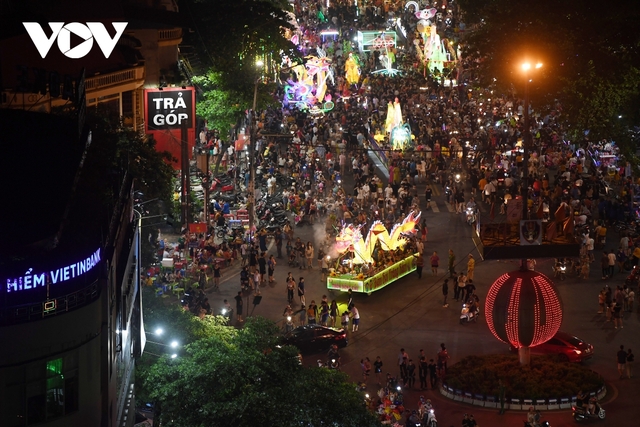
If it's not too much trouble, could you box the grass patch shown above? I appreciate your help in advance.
[445,354,604,400]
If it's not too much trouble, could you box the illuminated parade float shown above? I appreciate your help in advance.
[327,211,421,293]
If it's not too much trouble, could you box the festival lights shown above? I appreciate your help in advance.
[485,270,563,349]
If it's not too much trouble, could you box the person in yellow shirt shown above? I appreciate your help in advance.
[633,245,640,267]
[467,254,475,283]
[478,176,487,195]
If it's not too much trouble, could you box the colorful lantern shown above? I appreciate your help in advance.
[485,270,563,350]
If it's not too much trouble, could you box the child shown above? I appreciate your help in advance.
[341,311,350,330]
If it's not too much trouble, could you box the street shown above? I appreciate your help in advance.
[202,163,640,426]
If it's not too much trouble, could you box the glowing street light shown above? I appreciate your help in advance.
[170,340,179,349]
[154,327,164,336]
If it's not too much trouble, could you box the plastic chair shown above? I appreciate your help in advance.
[155,288,164,297]
[173,286,185,299]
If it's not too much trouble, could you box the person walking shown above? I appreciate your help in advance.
[234,291,244,322]
[416,253,424,278]
[467,254,475,283]
[437,343,450,375]
[448,249,456,277]
[297,277,306,307]
[442,279,449,307]
[258,252,267,285]
[350,304,360,332]
[617,345,627,379]
[626,348,634,378]
[430,251,440,275]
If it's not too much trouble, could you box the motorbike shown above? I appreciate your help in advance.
[572,401,606,421]
[553,259,567,281]
[460,304,477,324]
[465,206,477,225]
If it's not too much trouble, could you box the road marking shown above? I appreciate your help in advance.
[430,183,441,197]
[445,201,456,212]
[429,201,439,212]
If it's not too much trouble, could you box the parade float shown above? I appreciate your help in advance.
[327,211,421,294]
[282,49,335,114]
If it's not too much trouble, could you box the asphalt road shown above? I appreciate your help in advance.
[206,164,640,427]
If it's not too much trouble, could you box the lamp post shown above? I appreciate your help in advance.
[520,61,542,269]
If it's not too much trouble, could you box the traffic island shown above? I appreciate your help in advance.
[439,354,606,411]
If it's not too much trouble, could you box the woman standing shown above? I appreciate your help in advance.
[268,255,276,283]
[212,262,221,291]
[329,300,339,326]
[430,251,439,275]
[305,242,315,270]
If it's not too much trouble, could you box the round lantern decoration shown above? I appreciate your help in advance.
[485,270,563,349]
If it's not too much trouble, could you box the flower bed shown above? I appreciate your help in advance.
[441,354,605,409]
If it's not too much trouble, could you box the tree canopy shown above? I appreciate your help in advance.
[458,0,640,144]
[183,0,299,135]
[139,313,381,427]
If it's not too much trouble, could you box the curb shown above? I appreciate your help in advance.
[438,383,607,411]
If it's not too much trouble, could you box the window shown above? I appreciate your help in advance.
[46,358,65,419]
[23,354,79,425]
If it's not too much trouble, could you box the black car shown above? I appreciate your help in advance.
[283,324,348,354]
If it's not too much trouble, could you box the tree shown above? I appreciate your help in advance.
[457,0,640,145]
[141,316,382,427]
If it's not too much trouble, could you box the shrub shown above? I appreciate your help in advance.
[445,354,603,400]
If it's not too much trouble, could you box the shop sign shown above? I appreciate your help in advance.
[144,88,195,132]
[5,248,101,293]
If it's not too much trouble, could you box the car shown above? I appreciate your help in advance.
[510,331,594,362]
[282,324,348,354]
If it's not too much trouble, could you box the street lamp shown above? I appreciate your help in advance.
[520,61,542,269]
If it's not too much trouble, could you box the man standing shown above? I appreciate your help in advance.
[398,348,409,381]
[350,304,360,332]
[467,254,475,283]
[617,345,628,379]
[448,249,456,277]
[608,250,616,278]
[275,228,283,258]
[234,291,244,322]
[416,253,424,278]
[430,251,440,276]
[442,279,449,307]
[297,277,306,307]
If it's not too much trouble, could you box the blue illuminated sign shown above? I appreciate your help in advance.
[5,248,101,293]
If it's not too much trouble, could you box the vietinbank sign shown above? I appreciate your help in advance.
[23,22,128,59]
[5,248,101,293]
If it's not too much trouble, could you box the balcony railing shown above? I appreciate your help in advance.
[85,67,145,92]
[158,28,183,42]
[0,282,100,326]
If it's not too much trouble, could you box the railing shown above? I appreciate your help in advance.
[0,282,100,326]
[158,28,183,41]
[85,68,144,92]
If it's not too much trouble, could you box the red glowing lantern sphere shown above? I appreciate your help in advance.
[485,270,563,349]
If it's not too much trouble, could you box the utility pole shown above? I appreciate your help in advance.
[180,121,191,229]
[248,80,259,240]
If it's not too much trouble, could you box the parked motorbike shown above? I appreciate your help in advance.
[572,400,605,421]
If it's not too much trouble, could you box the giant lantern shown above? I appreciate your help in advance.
[485,270,563,365]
